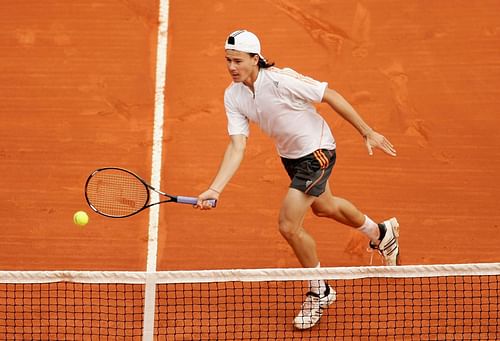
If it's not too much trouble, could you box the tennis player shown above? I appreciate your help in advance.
[195,30,400,330]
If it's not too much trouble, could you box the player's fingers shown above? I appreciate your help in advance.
[196,199,210,210]
[388,145,397,156]
[381,146,396,156]
[203,200,214,210]
[194,198,205,209]
[365,139,373,156]
[383,139,397,156]
[384,147,397,156]
[383,138,395,149]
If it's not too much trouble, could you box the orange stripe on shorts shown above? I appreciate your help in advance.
[305,169,325,194]
[314,150,329,169]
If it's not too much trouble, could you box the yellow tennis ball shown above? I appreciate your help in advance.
[73,211,89,227]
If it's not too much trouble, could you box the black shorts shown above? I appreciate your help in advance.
[281,149,336,197]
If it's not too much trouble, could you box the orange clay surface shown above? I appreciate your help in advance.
[0,0,499,273]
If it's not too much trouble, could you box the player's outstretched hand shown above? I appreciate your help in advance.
[195,188,220,210]
[364,131,397,157]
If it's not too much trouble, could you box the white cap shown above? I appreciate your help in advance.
[225,30,265,60]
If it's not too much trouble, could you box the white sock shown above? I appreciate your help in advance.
[357,215,380,242]
[309,263,327,295]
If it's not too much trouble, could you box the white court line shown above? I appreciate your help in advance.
[143,0,170,339]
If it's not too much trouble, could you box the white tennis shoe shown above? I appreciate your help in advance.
[294,284,336,330]
[370,217,400,265]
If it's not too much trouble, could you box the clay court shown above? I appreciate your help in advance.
[0,0,499,339]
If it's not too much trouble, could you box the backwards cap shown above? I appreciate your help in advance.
[225,30,265,60]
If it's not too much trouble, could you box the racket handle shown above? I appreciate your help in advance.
[177,196,217,208]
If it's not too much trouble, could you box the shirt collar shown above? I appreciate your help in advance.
[242,68,262,96]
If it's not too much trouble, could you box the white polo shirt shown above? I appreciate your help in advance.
[224,67,336,159]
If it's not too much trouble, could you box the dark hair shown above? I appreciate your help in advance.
[249,53,275,69]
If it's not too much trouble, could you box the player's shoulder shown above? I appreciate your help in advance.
[224,81,244,95]
[224,82,247,107]
[265,66,301,79]
[224,81,236,92]
[265,67,317,83]
[224,82,239,102]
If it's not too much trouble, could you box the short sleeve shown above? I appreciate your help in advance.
[224,89,250,137]
[279,68,327,103]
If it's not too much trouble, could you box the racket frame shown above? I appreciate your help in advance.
[84,167,214,218]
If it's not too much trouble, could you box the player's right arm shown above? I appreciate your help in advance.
[196,134,247,209]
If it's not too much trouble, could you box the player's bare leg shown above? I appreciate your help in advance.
[311,181,400,265]
[279,187,337,329]
[278,188,318,268]
[311,182,366,227]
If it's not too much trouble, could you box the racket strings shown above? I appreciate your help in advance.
[86,169,149,217]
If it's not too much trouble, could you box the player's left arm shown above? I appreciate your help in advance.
[322,88,397,157]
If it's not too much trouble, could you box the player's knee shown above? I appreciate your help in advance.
[278,220,300,241]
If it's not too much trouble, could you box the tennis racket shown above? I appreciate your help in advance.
[85,167,216,218]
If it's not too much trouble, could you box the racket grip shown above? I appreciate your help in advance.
[177,196,217,208]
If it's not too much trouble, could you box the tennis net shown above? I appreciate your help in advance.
[0,263,498,340]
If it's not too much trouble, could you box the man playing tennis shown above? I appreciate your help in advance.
[195,30,400,330]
